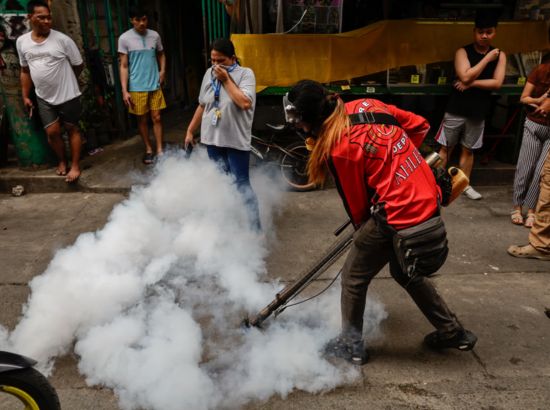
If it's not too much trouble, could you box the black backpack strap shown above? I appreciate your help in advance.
[349,111,401,128]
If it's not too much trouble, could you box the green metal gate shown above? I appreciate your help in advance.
[0,0,55,167]
[76,0,134,135]
[202,0,230,45]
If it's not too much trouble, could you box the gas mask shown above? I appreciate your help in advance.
[283,92,302,124]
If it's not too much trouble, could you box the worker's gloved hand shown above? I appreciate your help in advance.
[305,137,316,151]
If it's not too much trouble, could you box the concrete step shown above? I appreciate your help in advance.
[470,160,516,186]
[0,137,517,194]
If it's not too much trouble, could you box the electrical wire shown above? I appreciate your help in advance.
[274,268,342,316]
[283,7,309,34]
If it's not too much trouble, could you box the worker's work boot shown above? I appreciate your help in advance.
[424,328,477,351]
[323,335,369,365]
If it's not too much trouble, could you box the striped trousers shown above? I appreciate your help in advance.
[512,118,550,210]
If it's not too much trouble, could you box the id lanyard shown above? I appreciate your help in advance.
[210,62,238,126]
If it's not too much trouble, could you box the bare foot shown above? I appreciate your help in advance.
[56,162,68,176]
[65,166,81,183]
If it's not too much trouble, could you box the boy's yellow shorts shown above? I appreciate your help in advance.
[128,89,166,115]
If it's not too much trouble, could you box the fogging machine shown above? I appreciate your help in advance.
[244,220,353,328]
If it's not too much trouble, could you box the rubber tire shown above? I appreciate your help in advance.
[0,368,61,410]
[280,141,316,192]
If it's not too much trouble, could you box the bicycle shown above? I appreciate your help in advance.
[250,123,316,192]
[0,351,61,410]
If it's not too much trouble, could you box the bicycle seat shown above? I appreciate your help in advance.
[266,123,287,132]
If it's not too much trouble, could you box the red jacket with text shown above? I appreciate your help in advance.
[328,99,440,230]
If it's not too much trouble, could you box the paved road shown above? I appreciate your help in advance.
[0,181,548,409]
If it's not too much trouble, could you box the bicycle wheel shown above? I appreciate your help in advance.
[0,368,61,410]
[280,141,316,192]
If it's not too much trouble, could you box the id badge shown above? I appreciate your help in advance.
[211,110,221,126]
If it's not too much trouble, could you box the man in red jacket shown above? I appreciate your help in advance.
[285,80,477,365]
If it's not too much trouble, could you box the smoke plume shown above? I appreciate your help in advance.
[0,150,387,409]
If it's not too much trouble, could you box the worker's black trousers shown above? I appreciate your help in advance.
[340,219,461,340]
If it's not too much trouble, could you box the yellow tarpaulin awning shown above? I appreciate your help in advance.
[231,19,549,91]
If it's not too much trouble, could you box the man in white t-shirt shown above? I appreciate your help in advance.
[16,0,84,182]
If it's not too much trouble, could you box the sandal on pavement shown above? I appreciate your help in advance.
[510,209,523,225]
[142,152,154,165]
[524,213,535,228]
[507,244,550,260]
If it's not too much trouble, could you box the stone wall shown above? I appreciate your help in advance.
[51,0,83,48]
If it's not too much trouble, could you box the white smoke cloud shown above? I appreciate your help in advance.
[76,293,219,410]
[0,149,387,409]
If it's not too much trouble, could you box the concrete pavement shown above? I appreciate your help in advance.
[0,178,548,409]
[0,113,548,408]
[253,187,550,409]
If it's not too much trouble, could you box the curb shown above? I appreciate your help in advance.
[0,174,131,195]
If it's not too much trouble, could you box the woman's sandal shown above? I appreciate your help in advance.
[142,152,154,165]
[524,213,536,228]
[510,209,523,225]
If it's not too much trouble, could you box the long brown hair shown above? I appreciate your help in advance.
[307,97,350,185]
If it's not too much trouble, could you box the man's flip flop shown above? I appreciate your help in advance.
[142,152,154,165]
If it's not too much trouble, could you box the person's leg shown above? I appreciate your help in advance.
[44,121,67,176]
[226,148,261,231]
[458,146,475,179]
[36,98,66,175]
[136,114,153,154]
[436,113,463,167]
[389,255,460,335]
[530,152,550,253]
[523,136,550,229]
[206,145,230,172]
[508,152,550,259]
[460,118,485,200]
[325,219,390,364]
[438,145,454,168]
[513,119,545,212]
[389,254,477,350]
[512,127,528,220]
[129,92,153,161]
[523,124,550,212]
[64,124,82,182]
[340,219,391,337]
[58,97,83,182]
[150,110,163,155]
[148,90,166,155]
